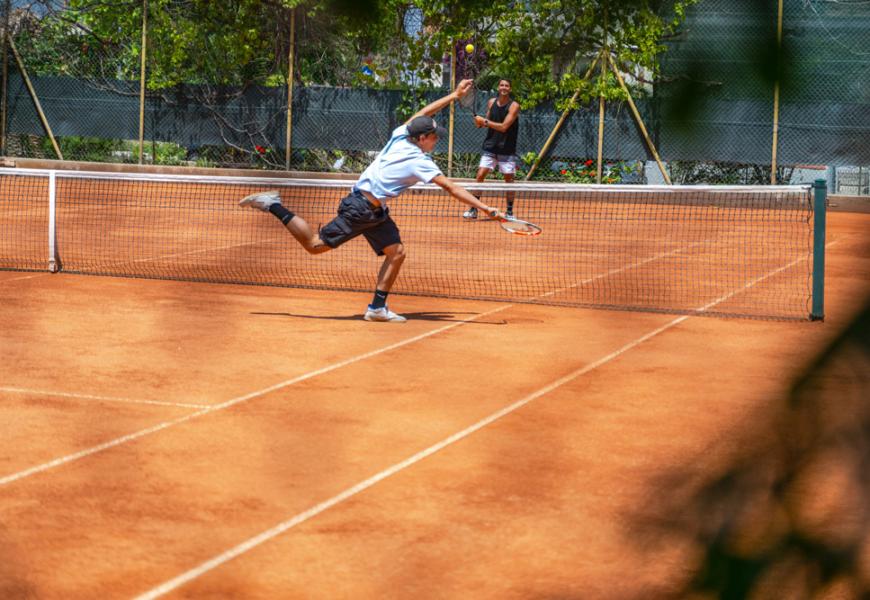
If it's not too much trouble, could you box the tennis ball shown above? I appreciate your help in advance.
[465,44,474,54]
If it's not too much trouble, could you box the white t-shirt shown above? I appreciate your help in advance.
[354,125,443,202]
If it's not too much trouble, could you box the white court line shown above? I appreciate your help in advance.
[0,241,701,486]
[0,304,512,487]
[135,240,837,600]
[0,272,51,282]
[88,235,287,271]
[1,236,822,488]
[1,234,824,490]
[537,240,710,300]
[0,387,209,409]
[135,319,682,600]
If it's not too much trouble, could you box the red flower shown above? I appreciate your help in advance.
[255,145,266,154]
[560,169,567,175]
[585,159,594,166]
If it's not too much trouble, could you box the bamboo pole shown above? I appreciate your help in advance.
[138,0,148,164]
[447,45,456,177]
[1,0,10,156]
[524,51,602,181]
[7,35,62,159]
[596,48,607,183]
[770,0,784,185]
[285,7,296,170]
[607,53,671,184]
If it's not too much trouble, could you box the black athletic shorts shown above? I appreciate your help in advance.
[318,190,402,256]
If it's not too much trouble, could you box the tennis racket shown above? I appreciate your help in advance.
[457,41,478,115]
[496,214,542,236]
[458,82,477,115]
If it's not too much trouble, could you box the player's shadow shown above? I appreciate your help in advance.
[250,311,507,325]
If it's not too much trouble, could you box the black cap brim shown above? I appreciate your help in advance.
[434,125,448,137]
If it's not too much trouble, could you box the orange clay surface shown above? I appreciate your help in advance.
[1,211,868,599]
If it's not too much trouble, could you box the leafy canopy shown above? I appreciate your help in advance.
[12,0,697,106]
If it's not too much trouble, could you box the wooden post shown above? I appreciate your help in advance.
[524,51,601,181]
[7,35,62,159]
[770,0,784,184]
[596,47,607,184]
[285,7,296,170]
[138,0,148,164]
[607,53,671,184]
[1,0,10,156]
[447,45,456,177]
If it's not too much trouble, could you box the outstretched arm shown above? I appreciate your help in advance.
[406,79,474,124]
[431,174,500,218]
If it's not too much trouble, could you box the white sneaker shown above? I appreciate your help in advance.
[463,207,478,219]
[239,191,281,211]
[363,305,407,322]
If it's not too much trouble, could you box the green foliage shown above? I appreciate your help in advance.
[410,0,699,108]
[14,0,292,88]
[42,136,125,162]
[8,0,699,170]
[396,88,430,122]
[150,141,188,165]
[30,136,189,164]
[555,158,637,183]
[14,0,697,101]
[670,161,795,185]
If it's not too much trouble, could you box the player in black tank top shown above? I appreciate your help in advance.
[482,98,519,156]
[463,78,521,219]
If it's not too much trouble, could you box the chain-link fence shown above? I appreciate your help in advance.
[1,0,868,188]
[658,0,870,187]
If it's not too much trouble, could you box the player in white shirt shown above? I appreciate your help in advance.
[240,79,500,322]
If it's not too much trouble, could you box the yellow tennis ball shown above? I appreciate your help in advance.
[465,44,474,54]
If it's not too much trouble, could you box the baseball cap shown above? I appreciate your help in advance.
[407,115,447,138]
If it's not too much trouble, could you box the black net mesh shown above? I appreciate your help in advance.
[1,169,817,319]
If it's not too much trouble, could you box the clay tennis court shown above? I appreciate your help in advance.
[1,172,869,597]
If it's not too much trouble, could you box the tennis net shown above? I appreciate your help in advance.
[0,168,821,319]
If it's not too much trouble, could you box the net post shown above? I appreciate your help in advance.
[810,178,826,321]
[48,170,58,272]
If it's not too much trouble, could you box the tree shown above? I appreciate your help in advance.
[409,0,699,109]
[5,0,698,168]
[11,0,697,99]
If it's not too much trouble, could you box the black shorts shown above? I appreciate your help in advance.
[318,190,402,256]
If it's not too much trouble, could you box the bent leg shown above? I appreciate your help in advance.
[376,243,406,292]
[240,191,331,255]
[284,215,331,255]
